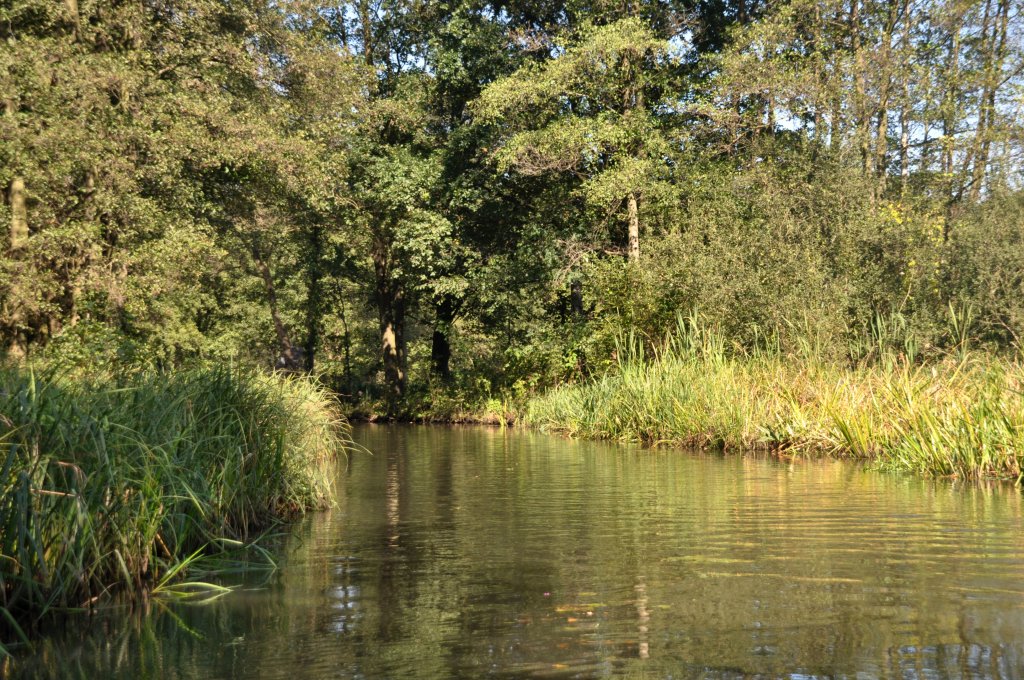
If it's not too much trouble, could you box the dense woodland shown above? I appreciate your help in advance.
[3,0,1024,415]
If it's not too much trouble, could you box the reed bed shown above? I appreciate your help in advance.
[527,319,1023,485]
[0,366,349,647]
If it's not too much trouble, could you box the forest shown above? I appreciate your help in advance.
[3,0,1023,417]
[3,0,1024,650]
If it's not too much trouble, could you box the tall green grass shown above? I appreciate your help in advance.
[527,315,1023,484]
[0,366,349,647]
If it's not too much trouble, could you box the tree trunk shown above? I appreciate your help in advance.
[626,192,640,263]
[899,107,910,193]
[873,0,900,196]
[898,0,914,195]
[969,0,1009,202]
[5,98,26,251]
[252,247,303,371]
[374,247,406,407]
[873,105,888,195]
[64,0,80,40]
[358,0,374,66]
[8,177,27,250]
[380,294,406,403]
[942,10,963,219]
[812,2,824,146]
[3,95,26,356]
[570,278,584,317]
[962,0,993,201]
[3,175,29,357]
[430,295,455,383]
[850,0,872,176]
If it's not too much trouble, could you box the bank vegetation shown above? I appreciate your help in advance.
[0,366,349,651]
[528,315,1024,484]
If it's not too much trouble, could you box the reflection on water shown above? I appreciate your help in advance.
[7,425,1024,679]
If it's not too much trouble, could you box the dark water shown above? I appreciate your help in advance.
[8,425,1024,679]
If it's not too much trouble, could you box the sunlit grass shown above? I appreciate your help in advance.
[527,316,1023,485]
[0,366,350,649]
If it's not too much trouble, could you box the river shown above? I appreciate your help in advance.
[8,425,1024,678]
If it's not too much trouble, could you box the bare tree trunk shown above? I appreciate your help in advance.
[898,0,914,195]
[5,98,26,250]
[381,314,402,388]
[851,0,872,176]
[827,2,843,158]
[899,108,911,193]
[962,0,993,201]
[942,8,963,219]
[921,83,933,175]
[620,43,643,264]
[626,192,640,263]
[64,0,80,40]
[374,245,406,407]
[8,178,27,250]
[969,0,1009,202]
[3,95,27,356]
[812,2,825,145]
[873,106,889,195]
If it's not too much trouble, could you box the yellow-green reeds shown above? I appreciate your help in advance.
[527,317,1023,485]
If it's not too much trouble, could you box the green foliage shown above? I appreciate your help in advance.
[552,153,950,374]
[947,192,1024,348]
[2,0,1023,422]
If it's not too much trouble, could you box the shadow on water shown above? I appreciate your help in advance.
[6,424,1024,679]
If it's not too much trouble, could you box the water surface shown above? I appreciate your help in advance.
[9,425,1024,678]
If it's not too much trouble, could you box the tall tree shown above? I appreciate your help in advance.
[475,18,676,262]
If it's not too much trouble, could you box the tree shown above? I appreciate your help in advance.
[474,18,677,262]
[0,0,369,367]
[696,0,1024,210]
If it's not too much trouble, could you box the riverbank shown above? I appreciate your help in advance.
[525,329,1024,485]
[0,367,349,651]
